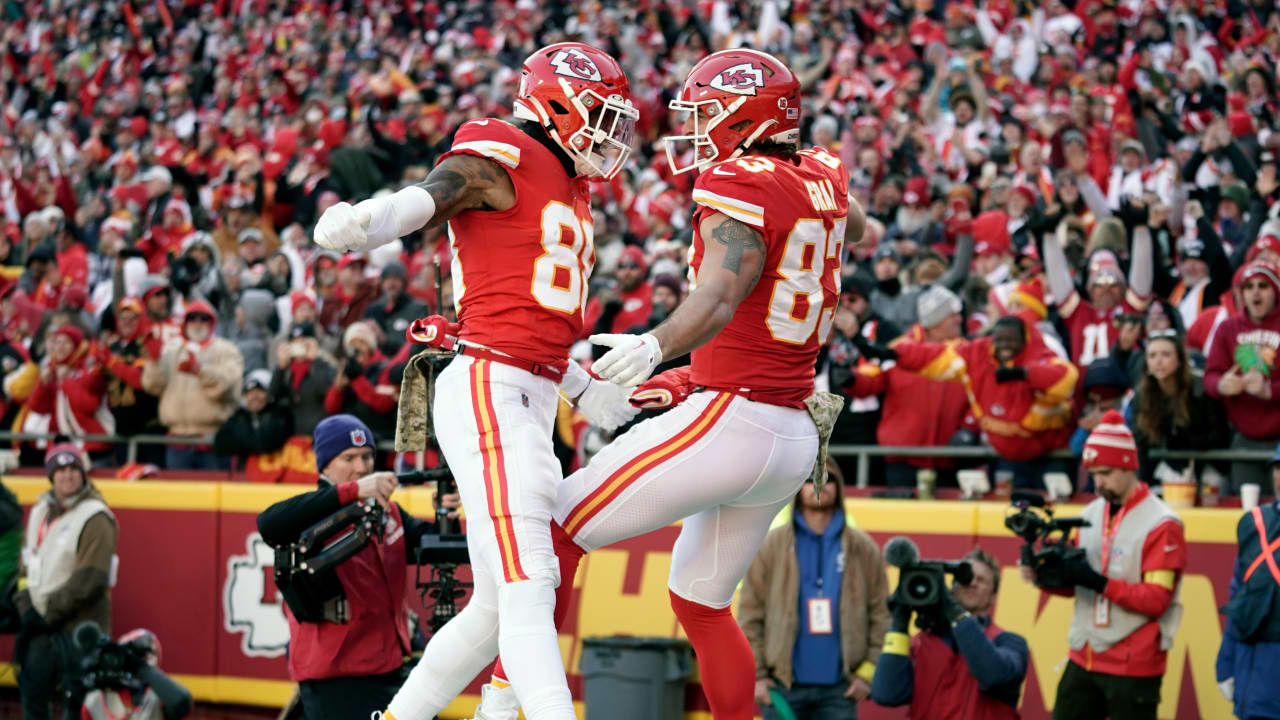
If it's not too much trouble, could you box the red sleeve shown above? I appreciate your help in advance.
[1023,357,1079,403]
[581,297,603,339]
[106,357,145,390]
[848,363,888,398]
[1203,319,1235,398]
[11,174,38,218]
[350,375,396,413]
[336,481,359,505]
[55,176,77,221]
[28,376,55,413]
[1102,519,1186,618]
[1117,54,1141,90]
[323,384,345,414]
[890,340,967,383]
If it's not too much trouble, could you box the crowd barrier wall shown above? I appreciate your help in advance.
[0,477,1244,719]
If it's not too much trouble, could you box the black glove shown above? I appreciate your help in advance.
[888,592,914,633]
[995,365,1028,383]
[21,609,48,633]
[941,589,967,625]
[344,358,364,381]
[852,334,899,362]
[1063,555,1109,593]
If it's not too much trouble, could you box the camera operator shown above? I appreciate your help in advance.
[1027,411,1186,720]
[257,414,459,720]
[15,444,118,720]
[871,547,1029,719]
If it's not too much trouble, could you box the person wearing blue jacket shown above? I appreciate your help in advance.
[1216,444,1280,720]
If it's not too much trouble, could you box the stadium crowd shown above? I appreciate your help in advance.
[0,0,1278,493]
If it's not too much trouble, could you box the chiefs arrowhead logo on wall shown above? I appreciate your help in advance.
[223,533,288,658]
[709,63,765,96]
[550,48,603,82]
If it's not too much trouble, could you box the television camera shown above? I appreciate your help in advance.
[1003,490,1090,587]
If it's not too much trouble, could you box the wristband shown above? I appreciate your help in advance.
[357,185,436,248]
[558,361,591,402]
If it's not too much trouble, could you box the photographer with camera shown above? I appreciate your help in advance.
[15,444,118,720]
[870,542,1029,719]
[1027,411,1186,720]
[79,626,192,720]
[256,415,459,720]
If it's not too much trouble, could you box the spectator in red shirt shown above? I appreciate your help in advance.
[583,246,653,341]
[325,320,398,444]
[28,324,114,459]
[849,286,971,488]
[320,256,376,336]
[1205,261,1280,494]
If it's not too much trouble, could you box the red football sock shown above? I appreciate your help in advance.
[490,522,586,684]
[669,590,755,720]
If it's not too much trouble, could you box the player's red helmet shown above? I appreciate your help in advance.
[513,42,638,181]
[664,49,802,175]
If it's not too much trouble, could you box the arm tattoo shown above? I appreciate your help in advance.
[418,155,512,224]
[712,217,766,275]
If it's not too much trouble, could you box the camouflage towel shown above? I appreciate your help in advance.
[395,348,456,452]
[803,391,845,494]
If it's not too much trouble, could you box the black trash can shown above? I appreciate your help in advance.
[580,636,693,720]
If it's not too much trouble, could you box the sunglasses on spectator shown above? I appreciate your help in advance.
[187,314,214,324]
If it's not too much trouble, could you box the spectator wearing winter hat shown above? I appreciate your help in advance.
[27,324,115,459]
[213,369,294,476]
[1045,219,1155,369]
[326,321,399,444]
[142,301,244,470]
[95,297,165,466]
[584,246,654,341]
[1029,410,1186,720]
[320,255,377,336]
[256,414,458,720]
[170,232,222,308]
[272,321,338,439]
[1205,261,1280,494]
[885,177,944,253]
[973,211,1016,287]
[1069,358,1133,469]
[362,262,428,357]
[15,443,117,720]
[848,285,971,488]
[136,198,194,274]
[1167,230,1232,332]
[138,166,174,235]
[137,275,181,359]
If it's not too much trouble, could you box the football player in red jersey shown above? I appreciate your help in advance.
[469,48,867,720]
[314,43,639,720]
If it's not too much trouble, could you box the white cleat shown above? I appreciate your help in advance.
[465,683,520,720]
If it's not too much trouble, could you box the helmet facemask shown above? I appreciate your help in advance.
[516,77,638,181]
[663,95,787,175]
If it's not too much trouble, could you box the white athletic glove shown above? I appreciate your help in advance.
[558,361,638,432]
[314,201,372,252]
[1219,677,1234,702]
[577,380,640,432]
[590,332,663,387]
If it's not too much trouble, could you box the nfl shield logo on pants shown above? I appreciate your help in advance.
[350,429,367,446]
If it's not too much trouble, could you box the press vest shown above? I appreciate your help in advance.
[23,493,113,616]
[1068,493,1183,654]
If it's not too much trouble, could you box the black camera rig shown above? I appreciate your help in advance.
[1004,490,1091,587]
[402,466,473,634]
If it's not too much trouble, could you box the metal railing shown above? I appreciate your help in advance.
[0,431,1270,487]
[828,444,1277,488]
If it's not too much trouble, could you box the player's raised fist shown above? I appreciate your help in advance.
[314,201,372,252]
[590,332,663,387]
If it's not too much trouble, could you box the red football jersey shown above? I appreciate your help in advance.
[689,148,850,406]
[1059,287,1149,368]
[440,119,595,367]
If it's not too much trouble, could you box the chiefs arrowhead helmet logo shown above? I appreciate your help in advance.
[708,63,765,96]
[549,48,603,82]
[1082,447,1098,463]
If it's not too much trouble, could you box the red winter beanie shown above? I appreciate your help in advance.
[1082,410,1138,470]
